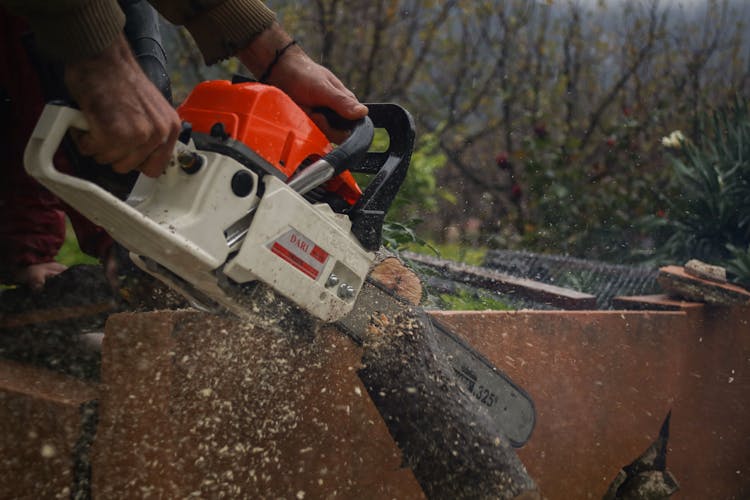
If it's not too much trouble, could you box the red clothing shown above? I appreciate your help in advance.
[0,9,112,283]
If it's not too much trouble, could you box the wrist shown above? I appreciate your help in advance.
[257,40,297,83]
[65,34,137,92]
[65,34,133,78]
[64,34,139,106]
[238,22,297,78]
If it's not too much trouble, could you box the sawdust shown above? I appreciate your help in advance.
[142,309,371,498]
[2,260,537,498]
[164,262,538,498]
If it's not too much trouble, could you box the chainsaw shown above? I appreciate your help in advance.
[24,79,535,447]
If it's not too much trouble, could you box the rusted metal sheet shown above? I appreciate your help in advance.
[92,310,425,499]
[432,306,750,499]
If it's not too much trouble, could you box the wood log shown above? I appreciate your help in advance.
[369,257,423,305]
[358,309,539,499]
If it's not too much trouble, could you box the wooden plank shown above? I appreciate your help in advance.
[611,294,705,311]
[658,265,750,305]
[403,251,597,310]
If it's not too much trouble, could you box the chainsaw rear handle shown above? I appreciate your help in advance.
[23,103,142,229]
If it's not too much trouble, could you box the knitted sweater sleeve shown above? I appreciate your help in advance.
[151,0,276,64]
[0,0,275,64]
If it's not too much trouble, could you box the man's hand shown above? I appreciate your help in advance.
[64,34,181,177]
[13,261,67,291]
[239,24,368,142]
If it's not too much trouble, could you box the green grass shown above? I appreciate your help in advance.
[438,288,512,311]
[55,221,98,267]
[402,241,487,266]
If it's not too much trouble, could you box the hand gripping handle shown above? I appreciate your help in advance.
[24,103,145,239]
[23,103,217,269]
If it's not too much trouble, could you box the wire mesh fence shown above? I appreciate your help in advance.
[482,250,661,310]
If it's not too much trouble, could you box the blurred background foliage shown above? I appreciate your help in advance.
[151,0,750,275]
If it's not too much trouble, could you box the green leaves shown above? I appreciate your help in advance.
[381,219,438,254]
[726,244,750,288]
[387,132,448,220]
[651,97,750,286]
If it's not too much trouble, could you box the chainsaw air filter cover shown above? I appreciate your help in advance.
[177,80,362,207]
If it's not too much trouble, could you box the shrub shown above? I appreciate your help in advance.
[646,98,750,287]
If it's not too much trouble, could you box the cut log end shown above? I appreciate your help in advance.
[368,257,423,306]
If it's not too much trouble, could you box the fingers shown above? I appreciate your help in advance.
[323,93,368,122]
[309,112,350,145]
[64,34,180,177]
[326,80,368,120]
[137,128,179,178]
[71,107,180,177]
[309,72,368,121]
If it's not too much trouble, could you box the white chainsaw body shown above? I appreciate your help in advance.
[24,104,373,322]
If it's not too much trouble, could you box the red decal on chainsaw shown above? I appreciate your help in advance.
[268,229,329,280]
[311,245,328,263]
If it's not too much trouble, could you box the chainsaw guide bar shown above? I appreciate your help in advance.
[339,278,536,447]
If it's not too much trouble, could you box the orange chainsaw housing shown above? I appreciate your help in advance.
[176,80,362,206]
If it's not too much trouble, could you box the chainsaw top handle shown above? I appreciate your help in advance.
[321,113,374,179]
[286,112,373,197]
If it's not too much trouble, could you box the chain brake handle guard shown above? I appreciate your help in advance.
[317,103,415,251]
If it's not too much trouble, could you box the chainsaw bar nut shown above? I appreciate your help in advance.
[177,151,204,174]
[326,273,340,287]
[338,283,355,299]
